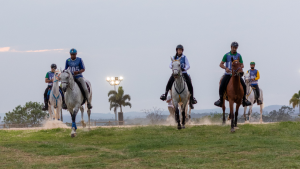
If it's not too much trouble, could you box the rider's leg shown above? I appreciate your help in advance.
[214,75,231,107]
[42,86,51,111]
[77,77,92,109]
[59,86,68,110]
[253,85,262,104]
[160,75,175,101]
[182,73,197,104]
[240,78,251,106]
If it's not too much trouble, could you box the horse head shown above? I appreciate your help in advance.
[171,56,182,78]
[244,71,251,83]
[231,57,244,77]
[60,68,74,92]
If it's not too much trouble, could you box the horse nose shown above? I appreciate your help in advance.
[63,88,67,92]
[240,72,244,76]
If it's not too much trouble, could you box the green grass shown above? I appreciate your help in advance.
[1,122,300,168]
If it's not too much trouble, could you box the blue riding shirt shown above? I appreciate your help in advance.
[222,52,243,75]
[65,57,85,79]
[169,55,190,73]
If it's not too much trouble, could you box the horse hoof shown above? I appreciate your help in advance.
[231,128,235,132]
[177,125,182,130]
[234,127,239,129]
[182,125,185,129]
[71,133,76,137]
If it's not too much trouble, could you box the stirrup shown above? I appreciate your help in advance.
[243,99,251,107]
[160,94,167,101]
[62,103,68,110]
[191,97,197,104]
[214,99,223,108]
[42,106,48,111]
[87,102,93,109]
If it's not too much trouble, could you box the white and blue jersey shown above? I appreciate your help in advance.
[65,57,85,79]
[169,55,190,73]
[45,71,55,86]
[222,52,243,75]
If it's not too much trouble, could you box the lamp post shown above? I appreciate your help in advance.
[106,76,123,124]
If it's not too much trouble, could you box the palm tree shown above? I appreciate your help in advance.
[289,90,300,114]
[108,86,132,122]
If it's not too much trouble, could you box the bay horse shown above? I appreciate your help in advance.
[222,57,244,132]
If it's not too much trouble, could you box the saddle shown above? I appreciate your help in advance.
[74,78,91,105]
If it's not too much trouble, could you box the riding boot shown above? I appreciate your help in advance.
[77,77,93,109]
[214,75,230,107]
[42,98,49,111]
[183,73,197,105]
[59,86,68,110]
[254,85,262,105]
[241,78,251,107]
[160,75,174,101]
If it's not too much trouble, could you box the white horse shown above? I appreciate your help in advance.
[60,68,92,137]
[48,71,62,121]
[170,57,190,129]
[243,72,264,123]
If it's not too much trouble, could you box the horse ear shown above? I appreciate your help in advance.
[60,67,62,72]
[171,56,174,62]
[231,57,234,62]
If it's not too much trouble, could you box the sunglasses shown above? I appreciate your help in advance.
[51,67,57,69]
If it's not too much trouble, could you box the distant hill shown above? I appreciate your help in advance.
[0,105,297,124]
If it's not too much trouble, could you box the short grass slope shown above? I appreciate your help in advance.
[1,122,300,169]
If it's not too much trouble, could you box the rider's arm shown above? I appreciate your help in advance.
[74,59,86,75]
[219,61,226,69]
[45,78,53,83]
[239,55,244,68]
[255,71,260,80]
[65,60,69,70]
[184,57,190,71]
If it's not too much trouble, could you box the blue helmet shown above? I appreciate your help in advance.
[70,48,77,54]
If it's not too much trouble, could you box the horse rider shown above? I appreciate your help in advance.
[160,44,197,108]
[247,62,262,105]
[214,42,252,107]
[42,64,67,111]
[65,48,93,109]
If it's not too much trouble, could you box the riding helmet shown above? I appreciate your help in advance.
[51,64,57,69]
[176,44,184,51]
[250,61,255,65]
[231,42,239,47]
[70,48,77,54]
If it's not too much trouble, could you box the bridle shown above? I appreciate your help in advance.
[172,60,182,78]
[61,71,73,91]
[232,60,243,77]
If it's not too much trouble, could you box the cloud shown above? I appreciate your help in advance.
[0,47,10,52]
[1,48,64,53]
[24,49,64,53]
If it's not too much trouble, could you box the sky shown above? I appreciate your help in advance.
[1,0,300,115]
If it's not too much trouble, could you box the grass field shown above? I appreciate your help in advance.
[1,122,300,169]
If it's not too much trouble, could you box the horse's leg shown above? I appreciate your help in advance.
[71,107,79,137]
[260,104,263,123]
[181,105,186,129]
[235,103,241,128]
[249,105,253,122]
[87,109,91,130]
[229,101,235,132]
[48,105,53,120]
[80,106,85,128]
[222,101,226,125]
[244,106,247,122]
[174,103,181,130]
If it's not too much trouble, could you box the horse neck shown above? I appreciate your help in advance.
[231,74,241,91]
[245,80,251,93]
[174,74,185,91]
[52,81,60,95]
